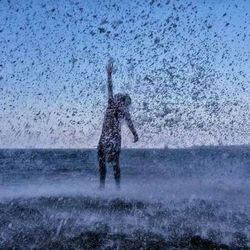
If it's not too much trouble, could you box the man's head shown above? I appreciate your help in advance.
[114,93,131,108]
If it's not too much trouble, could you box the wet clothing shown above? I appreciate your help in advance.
[98,98,127,162]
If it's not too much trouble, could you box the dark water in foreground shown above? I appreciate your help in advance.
[0,146,250,249]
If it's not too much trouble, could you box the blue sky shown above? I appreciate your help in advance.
[0,0,249,148]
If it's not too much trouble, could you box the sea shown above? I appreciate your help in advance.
[0,146,249,249]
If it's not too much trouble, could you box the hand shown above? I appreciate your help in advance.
[106,61,113,75]
[134,133,139,143]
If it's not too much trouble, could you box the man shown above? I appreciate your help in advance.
[98,60,139,189]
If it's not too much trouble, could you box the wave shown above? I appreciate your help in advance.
[0,195,249,249]
[1,147,249,248]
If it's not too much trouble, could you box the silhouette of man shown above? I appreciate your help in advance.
[98,60,139,189]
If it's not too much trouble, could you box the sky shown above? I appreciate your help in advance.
[0,0,249,148]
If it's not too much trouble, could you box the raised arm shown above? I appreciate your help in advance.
[125,111,139,143]
[106,62,113,100]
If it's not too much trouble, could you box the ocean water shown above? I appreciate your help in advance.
[0,147,249,249]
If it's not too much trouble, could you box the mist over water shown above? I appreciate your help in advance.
[1,147,249,249]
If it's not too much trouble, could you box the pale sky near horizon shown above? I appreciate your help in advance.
[0,0,249,148]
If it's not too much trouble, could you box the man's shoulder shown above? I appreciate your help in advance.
[108,98,116,107]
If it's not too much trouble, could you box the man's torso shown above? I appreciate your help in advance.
[99,99,125,144]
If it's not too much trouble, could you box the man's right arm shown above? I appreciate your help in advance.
[107,62,113,101]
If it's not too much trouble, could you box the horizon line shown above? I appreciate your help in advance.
[0,144,249,150]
